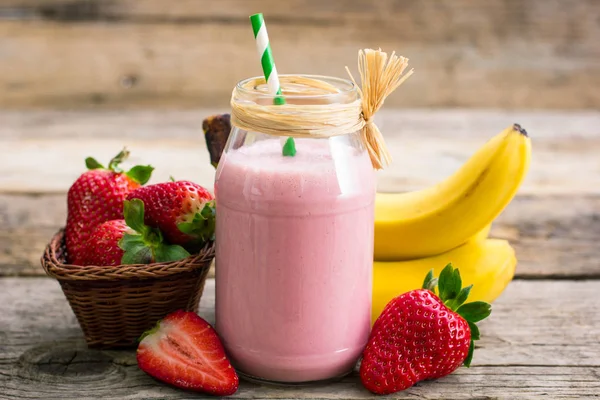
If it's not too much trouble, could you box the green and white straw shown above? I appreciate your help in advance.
[249,13,296,157]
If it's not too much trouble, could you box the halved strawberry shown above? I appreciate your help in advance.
[137,310,239,396]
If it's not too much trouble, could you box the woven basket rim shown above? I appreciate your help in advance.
[41,229,215,282]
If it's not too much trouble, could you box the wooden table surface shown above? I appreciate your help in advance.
[1,109,599,399]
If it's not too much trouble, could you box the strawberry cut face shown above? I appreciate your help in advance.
[137,311,238,396]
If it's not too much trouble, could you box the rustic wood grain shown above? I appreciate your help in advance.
[1,193,599,279]
[0,0,598,109]
[1,110,599,278]
[2,110,599,194]
[1,278,599,399]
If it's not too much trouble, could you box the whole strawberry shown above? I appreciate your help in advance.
[360,264,491,395]
[82,199,191,266]
[126,181,215,247]
[83,219,130,266]
[66,149,153,265]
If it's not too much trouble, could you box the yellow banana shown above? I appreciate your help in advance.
[375,124,530,261]
[470,224,491,242]
[372,238,516,322]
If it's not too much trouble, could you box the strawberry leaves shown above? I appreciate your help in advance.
[422,269,438,292]
[123,198,148,233]
[422,263,492,368]
[457,301,492,323]
[126,165,154,185]
[119,199,190,264]
[120,234,155,264]
[177,201,216,242]
[153,244,191,263]
[452,284,473,310]
[84,148,153,184]
[438,264,462,301]
[467,321,480,341]
[464,341,475,368]
[85,157,105,170]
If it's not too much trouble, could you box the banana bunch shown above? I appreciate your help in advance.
[373,124,531,322]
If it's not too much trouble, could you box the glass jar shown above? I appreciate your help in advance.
[215,75,376,384]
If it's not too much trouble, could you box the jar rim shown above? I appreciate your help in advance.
[235,74,357,100]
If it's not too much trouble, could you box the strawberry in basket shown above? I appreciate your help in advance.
[82,199,190,266]
[127,181,215,250]
[66,149,153,264]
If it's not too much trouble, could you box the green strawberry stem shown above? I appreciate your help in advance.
[421,270,438,292]
[138,320,161,343]
[84,148,153,185]
[177,201,216,243]
[108,148,130,172]
[422,263,492,367]
[120,199,190,264]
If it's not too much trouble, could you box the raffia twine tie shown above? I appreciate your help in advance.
[231,49,414,170]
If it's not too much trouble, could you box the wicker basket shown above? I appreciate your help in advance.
[41,229,214,348]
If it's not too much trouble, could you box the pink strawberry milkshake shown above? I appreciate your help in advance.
[215,137,375,383]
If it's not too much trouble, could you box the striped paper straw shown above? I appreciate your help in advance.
[249,13,295,156]
[250,13,286,106]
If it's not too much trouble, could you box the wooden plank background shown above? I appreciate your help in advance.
[1,109,599,280]
[0,0,599,109]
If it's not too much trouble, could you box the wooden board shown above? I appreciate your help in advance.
[0,0,599,109]
[2,193,599,279]
[1,278,599,399]
[2,110,599,194]
[1,109,599,278]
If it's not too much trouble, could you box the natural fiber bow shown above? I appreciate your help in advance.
[346,49,414,169]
